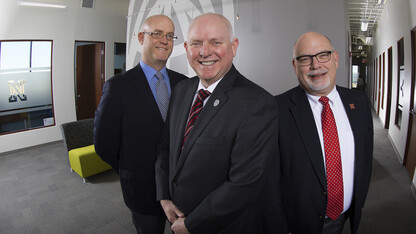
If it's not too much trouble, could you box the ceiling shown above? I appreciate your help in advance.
[347,0,386,57]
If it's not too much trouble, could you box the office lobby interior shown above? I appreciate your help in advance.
[1,0,416,233]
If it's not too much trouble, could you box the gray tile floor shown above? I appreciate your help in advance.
[0,143,135,233]
[0,110,415,233]
[342,112,416,233]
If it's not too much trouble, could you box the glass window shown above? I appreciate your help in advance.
[32,41,52,69]
[0,41,31,70]
[0,40,54,135]
[352,65,359,88]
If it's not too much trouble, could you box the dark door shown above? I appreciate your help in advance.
[377,55,382,115]
[373,58,377,106]
[404,29,416,178]
[405,115,416,178]
[381,52,385,110]
[75,43,104,120]
[385,47,393,129]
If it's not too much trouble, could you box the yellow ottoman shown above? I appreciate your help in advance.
[68,145,112,182]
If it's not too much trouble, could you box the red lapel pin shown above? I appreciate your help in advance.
[349,104,355,109]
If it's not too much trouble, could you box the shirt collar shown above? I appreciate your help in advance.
[306,86,339,108]
[196,77,223,94]
[140,60,168,82]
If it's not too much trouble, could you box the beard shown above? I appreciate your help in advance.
[305,76,331,92]
[304,69,331,92]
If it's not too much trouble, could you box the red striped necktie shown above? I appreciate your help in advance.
[183,89,211,146]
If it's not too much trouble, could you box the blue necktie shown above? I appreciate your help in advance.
[155,72,169,121]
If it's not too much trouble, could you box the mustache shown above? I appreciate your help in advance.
[306,69,328,76]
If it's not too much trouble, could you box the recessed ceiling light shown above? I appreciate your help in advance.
[18,0,67,9]
[361,22,368,31]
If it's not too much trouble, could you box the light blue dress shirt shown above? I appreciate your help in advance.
[139,60,172,101]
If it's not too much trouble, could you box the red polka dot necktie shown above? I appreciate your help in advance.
[183,89,211,146]
[319,96,344,220]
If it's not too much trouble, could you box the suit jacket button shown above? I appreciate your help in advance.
[319,216,324,219]
[322,191,327,195]
[172,182,177,187]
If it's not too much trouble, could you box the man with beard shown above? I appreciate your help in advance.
[262,31,373,234]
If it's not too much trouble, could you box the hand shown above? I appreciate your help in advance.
[171,217,190,234]
[160,200,185,223]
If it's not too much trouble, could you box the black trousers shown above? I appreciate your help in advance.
[131,211,166,234]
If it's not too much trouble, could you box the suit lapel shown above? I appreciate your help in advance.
[290,86,327,190]
[171,78,199,168]
[130,65,163,121]
[174,67,236,176]
[337,87,361,142]
[337,87,364,177]
[167,69,183,88]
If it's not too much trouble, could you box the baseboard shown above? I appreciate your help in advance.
[377,114,385,129]
[387,134,404,164]
[0,140,63,157]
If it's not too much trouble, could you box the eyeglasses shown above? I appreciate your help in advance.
[295,50,334,66]
[141,31,178,41]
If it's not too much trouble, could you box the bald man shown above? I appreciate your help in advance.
[156,13,278,234]
[262,32,373,234]
[94,15,187,233]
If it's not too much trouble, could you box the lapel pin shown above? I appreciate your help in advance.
[213,99,220,107]
[349,104,355,109]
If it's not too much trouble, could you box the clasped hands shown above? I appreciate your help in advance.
[160,199,190,234]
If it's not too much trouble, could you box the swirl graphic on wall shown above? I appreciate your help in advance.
[126,0,235,76]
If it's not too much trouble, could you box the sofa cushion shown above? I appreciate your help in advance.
[69,145,112,179]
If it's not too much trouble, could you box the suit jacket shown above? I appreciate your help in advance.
[155,65,278,233]
[94,64,187,215]
[262,85,373,234]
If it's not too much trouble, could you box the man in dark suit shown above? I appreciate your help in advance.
[93,15,187,234]
[262,31,373,234]
[155,13,278,234]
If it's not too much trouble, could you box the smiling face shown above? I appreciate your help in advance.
[292,32,339,96]
[184,14,239,87]
[138,15,175,71]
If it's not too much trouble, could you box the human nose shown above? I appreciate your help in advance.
[310,56,321,68]
[199,43,211,57]
[160,35,168,44]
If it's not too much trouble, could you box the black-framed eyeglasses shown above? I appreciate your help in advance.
[295,50,334,66]
[141,31,178,41]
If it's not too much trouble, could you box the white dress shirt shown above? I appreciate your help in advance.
[306,87,355,215]
[192,78,223,107]
[185,78,223,127]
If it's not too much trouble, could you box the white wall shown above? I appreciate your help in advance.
[410,0,416,27]
[1,0,348,154]
[0,0,128,154]
[371,0,412,162]
[127,0,348,96]
[234,0,349,95]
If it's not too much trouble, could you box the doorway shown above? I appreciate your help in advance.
[114,42,126,75]
[404,28,416,179]
[74,41,105,120]
[377,55,382,115]
[372,58,377,106]
[385,47,393,129]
